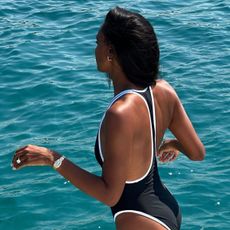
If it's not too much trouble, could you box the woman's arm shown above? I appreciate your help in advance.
[169,94,205,161]
[12,106,132,207]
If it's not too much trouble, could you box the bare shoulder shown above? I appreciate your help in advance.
[109,93,143,115]
[154,79,180,106]
[103,93,142,130]
[155,80,178,96]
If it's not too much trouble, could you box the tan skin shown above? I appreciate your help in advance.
[12,31,205,230]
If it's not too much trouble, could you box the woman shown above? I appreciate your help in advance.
[12,7,205,230]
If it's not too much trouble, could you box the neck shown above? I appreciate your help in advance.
[111,72,145,96]
[108,61,145,95]
[113,81,144,96]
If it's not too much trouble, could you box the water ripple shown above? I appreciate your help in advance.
[0,0,229,229]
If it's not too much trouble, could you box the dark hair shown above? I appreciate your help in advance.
[101,7,160,87]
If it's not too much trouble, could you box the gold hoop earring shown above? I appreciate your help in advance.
[107,56,112,62]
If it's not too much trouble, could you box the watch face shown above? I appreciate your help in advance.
[55,159,61,167]
[54,156,65,169]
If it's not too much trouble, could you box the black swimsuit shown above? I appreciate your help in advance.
[94,87,181,230]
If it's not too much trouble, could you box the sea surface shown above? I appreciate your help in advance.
[0,0,229,229]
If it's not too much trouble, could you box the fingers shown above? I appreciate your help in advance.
[157,150,179,163]
[12,146,28,169]
[170,152,178,161]
[157,139,179,163]
[12,156,27,170]
[159,151,171,162]
[12,145,52,170]
[12,153,48,170]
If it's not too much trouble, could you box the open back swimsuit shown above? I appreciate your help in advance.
[94,86,181,230]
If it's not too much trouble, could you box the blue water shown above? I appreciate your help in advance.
[0,0,229,229]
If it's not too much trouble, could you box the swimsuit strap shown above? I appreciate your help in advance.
[98,87,155,184]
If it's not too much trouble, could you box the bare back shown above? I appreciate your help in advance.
[101,79,204,183]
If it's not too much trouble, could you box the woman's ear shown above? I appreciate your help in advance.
[107,56,112,62]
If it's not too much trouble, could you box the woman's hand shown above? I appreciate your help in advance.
[157,139,180,163]
[12,144,58,170]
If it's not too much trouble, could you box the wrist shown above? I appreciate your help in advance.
[162,139,179,150]
[48,149,62,167]
[171,139,179,148]
[171,139,182,152]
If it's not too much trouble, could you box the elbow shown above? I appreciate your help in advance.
[189,145,206,161]
[100,178,123,207]
[104,194,120,207]
[106,200,117,207]
[102,188,121,207]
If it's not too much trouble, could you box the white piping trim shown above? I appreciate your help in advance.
[98,88,148,162]
[98,88,154,184]
[149,86,157,154]
[125,92,153,184]
[114,210,171,230]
